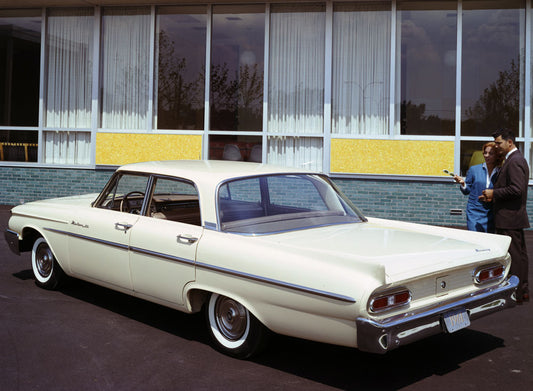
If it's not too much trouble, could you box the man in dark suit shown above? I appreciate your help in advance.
[481,129,529,304]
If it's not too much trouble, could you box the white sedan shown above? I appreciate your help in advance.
[4,160,518,358]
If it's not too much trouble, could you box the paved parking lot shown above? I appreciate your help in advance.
[1,204,532,391]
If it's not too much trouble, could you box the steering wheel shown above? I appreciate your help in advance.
[120,191,145,213]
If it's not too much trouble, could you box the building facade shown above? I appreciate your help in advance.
[1,0,533,226]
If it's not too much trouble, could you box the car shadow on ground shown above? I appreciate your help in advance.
[13,269,505,391]
[258,330,504,390]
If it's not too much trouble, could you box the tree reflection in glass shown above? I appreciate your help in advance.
[210,5,264,131]
[156,7,207,130]
[461,1,524,137]
[398,3,457,135]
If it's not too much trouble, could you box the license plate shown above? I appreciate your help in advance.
[443,308,470,333]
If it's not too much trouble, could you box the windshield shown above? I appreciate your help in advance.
[217,174,366,234]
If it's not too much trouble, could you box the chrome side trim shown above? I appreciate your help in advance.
[195,261,356,304]
[204,222,217,230]
[12,212,69,225]
[129,246,195,266]
[42,227,355,304]
[44,228,129,251]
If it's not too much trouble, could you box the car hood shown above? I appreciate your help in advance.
[11,194,99,218]
[257,217,511,284]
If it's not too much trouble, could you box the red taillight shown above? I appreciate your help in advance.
[369,289,411,313]
[475,264,505,284]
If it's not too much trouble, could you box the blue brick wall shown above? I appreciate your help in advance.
[334,177,532,227]
[1,166,533,228]
[0,166,113,205]
[334,178,469,227]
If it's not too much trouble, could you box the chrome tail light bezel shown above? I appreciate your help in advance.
[368,288,412,314]
[473,263,506,285]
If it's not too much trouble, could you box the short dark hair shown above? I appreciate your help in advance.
[492,128,515,142]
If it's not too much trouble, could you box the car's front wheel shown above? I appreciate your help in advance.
[205,293,268,359]
[31,237,65,290]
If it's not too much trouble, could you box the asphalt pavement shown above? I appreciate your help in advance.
[1,204,532,391]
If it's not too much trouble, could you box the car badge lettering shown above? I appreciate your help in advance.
[71,221,89,228]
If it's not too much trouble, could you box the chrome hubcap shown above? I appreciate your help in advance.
[215,297,247,341]
[35,244,53,278]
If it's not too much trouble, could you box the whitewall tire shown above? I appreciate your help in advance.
[206,293,267,359]
[31,237,65,290]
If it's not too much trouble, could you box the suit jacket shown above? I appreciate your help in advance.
[493,149,530,229]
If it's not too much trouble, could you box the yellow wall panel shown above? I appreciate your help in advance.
[331,139,454,176]
[96,133,202,165]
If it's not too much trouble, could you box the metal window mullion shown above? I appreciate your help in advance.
[203,5,213,160]
[91,6,101,167]
[38,8,46,164]
[323,1,333,174]
[262,4,270,164]
[455,1,463,175]
[147,6,156,132]
[389,0,397,137]
[524,0,531,169]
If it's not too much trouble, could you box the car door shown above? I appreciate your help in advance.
[68,172,150,292]
[128,176,201,305]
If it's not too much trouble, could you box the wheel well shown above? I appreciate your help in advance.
[186,289,265,327]
[20,228,42,253]
[187,289,210,313]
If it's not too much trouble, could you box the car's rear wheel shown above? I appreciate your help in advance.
[31,237,65,290]
[205,293,267,359]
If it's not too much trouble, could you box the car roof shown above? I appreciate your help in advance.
[117,160,318,184]
[117,160,320,226]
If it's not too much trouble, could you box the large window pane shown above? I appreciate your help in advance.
[46,8,93,129]
[210,5,265,131]
[100,7,150,129]
[332,2,391,135]
[398,1,457,135]
[156,6,206,130]
[209,134,262,162]
[268,4,325,134]
[0,10,41,127]
[0,130,38,162]
[461,0,524,137]
[44,131,91,165]
[267,136,323,171]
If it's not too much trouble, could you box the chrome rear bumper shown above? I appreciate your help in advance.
[356,275,519,354]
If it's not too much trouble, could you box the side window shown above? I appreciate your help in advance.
[148,177,200,226]
[96,173,149,214]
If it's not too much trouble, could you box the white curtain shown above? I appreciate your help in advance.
[268,4,325,134]
[44,131,91,165]
[46,8,93,128]
[267,136,323,171]
[101,7,150,129]
[332,4,390,135]
[268,4,325,171]
[45,9,93,165]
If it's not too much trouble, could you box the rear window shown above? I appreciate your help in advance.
[217,174,365,234]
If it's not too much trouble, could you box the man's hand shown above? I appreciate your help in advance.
[479,189,494,202]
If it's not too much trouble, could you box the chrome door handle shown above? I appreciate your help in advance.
[177,234,198,244]
[115,222,133,231]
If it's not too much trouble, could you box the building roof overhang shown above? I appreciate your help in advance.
[0,0,321,8]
